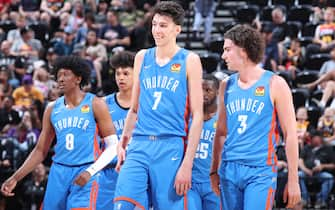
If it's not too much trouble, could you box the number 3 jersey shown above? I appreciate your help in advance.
[51,93,101,166]
[192,113,218,183]
[222,71,280,167]
[133,47,190,137]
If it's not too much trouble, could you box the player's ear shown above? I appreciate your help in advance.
[175,25,181,35]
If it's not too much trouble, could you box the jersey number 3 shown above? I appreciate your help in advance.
[237,115,248,134]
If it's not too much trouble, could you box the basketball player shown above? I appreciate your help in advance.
[97,51,135,210]
[210,25,301,209]
[1,56,118,210]
[114,1,203,210]
[190,74,220,210]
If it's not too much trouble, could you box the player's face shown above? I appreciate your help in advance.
[152,14,181,46]
[115,67,133,92]
[203,80,217,106]
[222,39,245,71]
[56,69,81,94]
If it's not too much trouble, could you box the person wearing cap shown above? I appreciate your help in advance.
[12,74,44,110]
[260,24,279,71]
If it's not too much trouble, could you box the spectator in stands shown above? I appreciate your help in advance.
[0,95,20,132]
[118,0,149,51]
[32,65,56,99]
[0,41,16,76]
[296,107,313,147]
[271,6,289,43]
[66,0,85,34]
[306,7,335,58]
[98,9,130,52]
[261,24,279,71]
[19,0,41,23]
[318,107,335,144]
[0,68,13,98]
[52,27,75,56]
[10,26,43,62]
[278,38,305,79]
[192,0,216,45]
[45,47,58,71]
[0,0,11,20]
[22,163,47,210]
[6,14,26,43]
[40,0,71,33]
[85,29,107,91]
[94,0,108,25]
[298,131,335,209]
[12,74,44,110]
[75,12,100,44]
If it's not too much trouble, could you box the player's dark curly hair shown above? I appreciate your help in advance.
[53,56,90,88]
[224,24,265,64]
[152,1,185,26]
[110,51,135,69]
[203,73,220,90]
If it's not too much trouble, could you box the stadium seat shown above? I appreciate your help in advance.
[260,6,274,22]
[304,53,331,70]
[302,22,318,37]
[246,0,270,7]
[287,21,302,39]
[307,106,322,128]
[234,5,259,24]
[287,5,313,25]
[292,88,310,109]
[207,36,224,54]
[199,53,221,74]
[294,70,319,87]
[298,36,313,47]
[0,20,16,34]
[272,0,296,7]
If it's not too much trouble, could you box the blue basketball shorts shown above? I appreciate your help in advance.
[96,166,118,210]
[42,162,100,210]
[114,136,189,210]
[189,181,221,210]
[219,161,277,210]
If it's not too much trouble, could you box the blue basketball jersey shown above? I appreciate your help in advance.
[51,93,100,165]
[222,71,280,166]
[133,47,190,137]
[192,113,218,183]
[105,93,129,139]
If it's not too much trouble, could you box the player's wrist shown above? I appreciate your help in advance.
[209,171,218,176]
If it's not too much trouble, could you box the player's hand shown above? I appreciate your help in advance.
[283,181,301,209]
[116,141,126,172]
[74,171,91,187]
[1,176,17,197]
[174,164,192,196]
[210,173,220,196]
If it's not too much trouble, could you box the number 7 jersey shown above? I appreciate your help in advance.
[133,47,190,137]
[50,93,101,166]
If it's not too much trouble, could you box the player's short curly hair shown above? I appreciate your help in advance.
[110,51,135,70]
[224,24,265,64]
[53,56,91,88]
[152,1,185,26]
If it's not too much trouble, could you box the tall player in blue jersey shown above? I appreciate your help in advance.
[97,51,135,210]
[1,56,118,210]
[210,24,301,210]
[190,74,220,210]
[114,1,203,210]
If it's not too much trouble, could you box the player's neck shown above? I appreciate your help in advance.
[204,104,217,121]
[238,63,263,84]
[156,42,179,59]
[64,89,85,108]
[117,91,131,108]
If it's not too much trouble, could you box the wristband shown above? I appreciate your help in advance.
[210,171,218,176]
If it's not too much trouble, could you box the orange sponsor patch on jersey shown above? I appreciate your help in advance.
[213,121,217,129]
[81,105,90,113]
[255,86,265,96]
[171,63,181,72]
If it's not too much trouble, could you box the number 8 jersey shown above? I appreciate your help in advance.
[222,71,280,167]
[51,93,101,166]
[133,47,190,138]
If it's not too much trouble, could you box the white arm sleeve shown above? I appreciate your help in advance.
[85,134,118,176]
